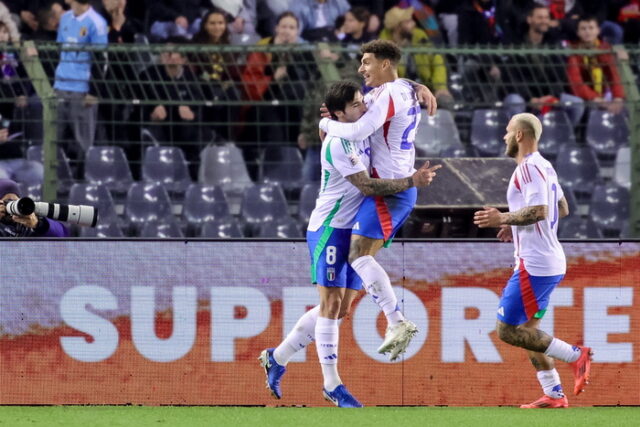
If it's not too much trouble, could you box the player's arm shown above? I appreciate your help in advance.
[558,196,569,218]
[401,78,437,116]
[345,161,440,197]
[474,205,547,228]
[318,88,391,141]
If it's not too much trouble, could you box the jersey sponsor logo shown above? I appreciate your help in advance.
[327,267,336,282]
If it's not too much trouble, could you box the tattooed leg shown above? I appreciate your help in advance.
[523,318,555,371]
[496,319,553,353]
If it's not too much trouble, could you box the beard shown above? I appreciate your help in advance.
[505,136,519,158]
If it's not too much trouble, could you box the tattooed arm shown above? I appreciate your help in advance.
[345,161,441,197]
[558,196,569,218]
[474,205,547,228]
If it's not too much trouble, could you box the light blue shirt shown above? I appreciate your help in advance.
[290,0,350,34]
[54,7,108,93]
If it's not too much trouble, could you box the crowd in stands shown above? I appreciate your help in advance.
[0,0,635,238]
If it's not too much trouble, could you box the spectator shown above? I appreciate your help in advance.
[29,2,63,41]
[190,8,242,140]
[500,5,584,124]
[580,0,624,44]
[342,6,375,44]
[290,0,350,41]
[614,0,640,44]
[0,17,41,184]
[0,178,70,237]
[148,0,210,41]
[567,16,625,115]
[208,0,259,42]
[535,0,583,41]
[53,0,108,168]
[241,11,313,173]
[397,0,443,44]
[134,37,206,179]
[99,0,140,43]
[379,6,453,107]
[435,0,465,45]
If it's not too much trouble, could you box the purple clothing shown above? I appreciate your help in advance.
[0,217,69,237]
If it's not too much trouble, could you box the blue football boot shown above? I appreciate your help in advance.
[322,384,364,408]
[258,348,286,399]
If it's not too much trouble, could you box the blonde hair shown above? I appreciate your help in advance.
[512,113,542,142]
[0,3,20,42]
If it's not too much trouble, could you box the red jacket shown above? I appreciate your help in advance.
[566,41,625,100]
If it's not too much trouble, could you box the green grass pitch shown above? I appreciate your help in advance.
[1,406,639,427]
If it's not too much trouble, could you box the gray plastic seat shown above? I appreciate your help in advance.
[613,146,630,189]
[556,143,600,201]
[538,110,575,159]
[470,109,509,157]
[198,143,253,195]
[240,182,289,236]
[199,216,244,238]
[298,182,319,226]
[142,146,192,194]
[588,183,629,237]
[140,219,184,238]
[124,182,173,232]
[79,220,124,238]
[415,109,462,157]
[84,146,133,193]
[69,183,119,224]
[259,146,304,191]
[586,110,629,161]
[558,216,603,239]
[258,216,303,238]
[182,183,230,236]
[16,182,42,200]
[26,145,74,192]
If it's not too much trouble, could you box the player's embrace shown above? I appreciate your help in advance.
[474,113,592,409]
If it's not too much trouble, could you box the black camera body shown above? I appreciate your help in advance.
[4,197,98,227]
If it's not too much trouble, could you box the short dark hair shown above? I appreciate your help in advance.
[276,11,299,27]
[361,40,401,64]
[324,81,361,120]
[527,5,548,17]
[578,15,600,26]
[349,7,371,25]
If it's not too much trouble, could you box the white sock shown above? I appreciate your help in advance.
[351,255,405,324]
[537,369,565,399]
[315,316,341,391]
[273,306,319,366]
[544,338,581,363]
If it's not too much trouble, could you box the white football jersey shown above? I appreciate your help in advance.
[307,136,371,231]
[506,152,566,276]
[319,79,420,179]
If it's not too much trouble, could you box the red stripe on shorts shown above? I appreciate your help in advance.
[519,263,539,320]
[374,196,394,241]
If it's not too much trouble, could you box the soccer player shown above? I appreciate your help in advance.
[317,40,428,360]
[259,81,440,407]
[473,113,592,409]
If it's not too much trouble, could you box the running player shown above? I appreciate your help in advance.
[473,113,592,409]
[317,40,428,360]
[259,81,440,407]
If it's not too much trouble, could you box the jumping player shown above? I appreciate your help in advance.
[473,113,592,409]
[259,81,440,407]
[318,40,430,360]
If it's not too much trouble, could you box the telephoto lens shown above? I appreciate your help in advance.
[4,197,36,216]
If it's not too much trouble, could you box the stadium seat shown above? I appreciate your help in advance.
[68,183,119,225]
[142,146,192,195]
[240,182,289,236]
[470,109,509,157]
[620,220,632,238]
[258,216,303,238]
[79,220,124,238]
[199,216,244,238]
[259,145,304,191]
[140,219,184,238]
[415,109,462,157]
[586,110,629,162]
[26,145,74,192]
[558,216,603,239]
[588,182,630,237]
[538,110,575,160]
[613,146,630,189]
[16,182,42,200]
[84,146,133,194]
[440,144,478,158]
[555,143,600,201]
[182,183,230,236]
[198,143,253,197]
[298,182,319,226]
[124,182,173,233]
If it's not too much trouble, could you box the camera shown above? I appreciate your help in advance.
[4,197,98,227]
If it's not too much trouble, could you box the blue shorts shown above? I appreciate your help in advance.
[307,226,362,290]
[352,187,417,243]
[497,266,564,325]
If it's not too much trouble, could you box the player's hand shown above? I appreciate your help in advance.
[473,206,503,228]
[496,225,513,242]
[414,84,437,116]
[412,160,441,187]
[319,103,330,119]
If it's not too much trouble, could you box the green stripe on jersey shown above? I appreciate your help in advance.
[321,169,330,192]
[310,196,343,283]
[325,141,334,166]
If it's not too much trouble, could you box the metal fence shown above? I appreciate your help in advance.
[0,41,636,237]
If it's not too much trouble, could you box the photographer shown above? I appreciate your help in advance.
[0,179,69,237]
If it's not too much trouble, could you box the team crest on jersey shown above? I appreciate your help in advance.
[79,26,88,37]
[327,268,336,281]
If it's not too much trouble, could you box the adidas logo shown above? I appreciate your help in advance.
[497,306,505,316]
[353,222,360,230]
[324,353,337,360]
